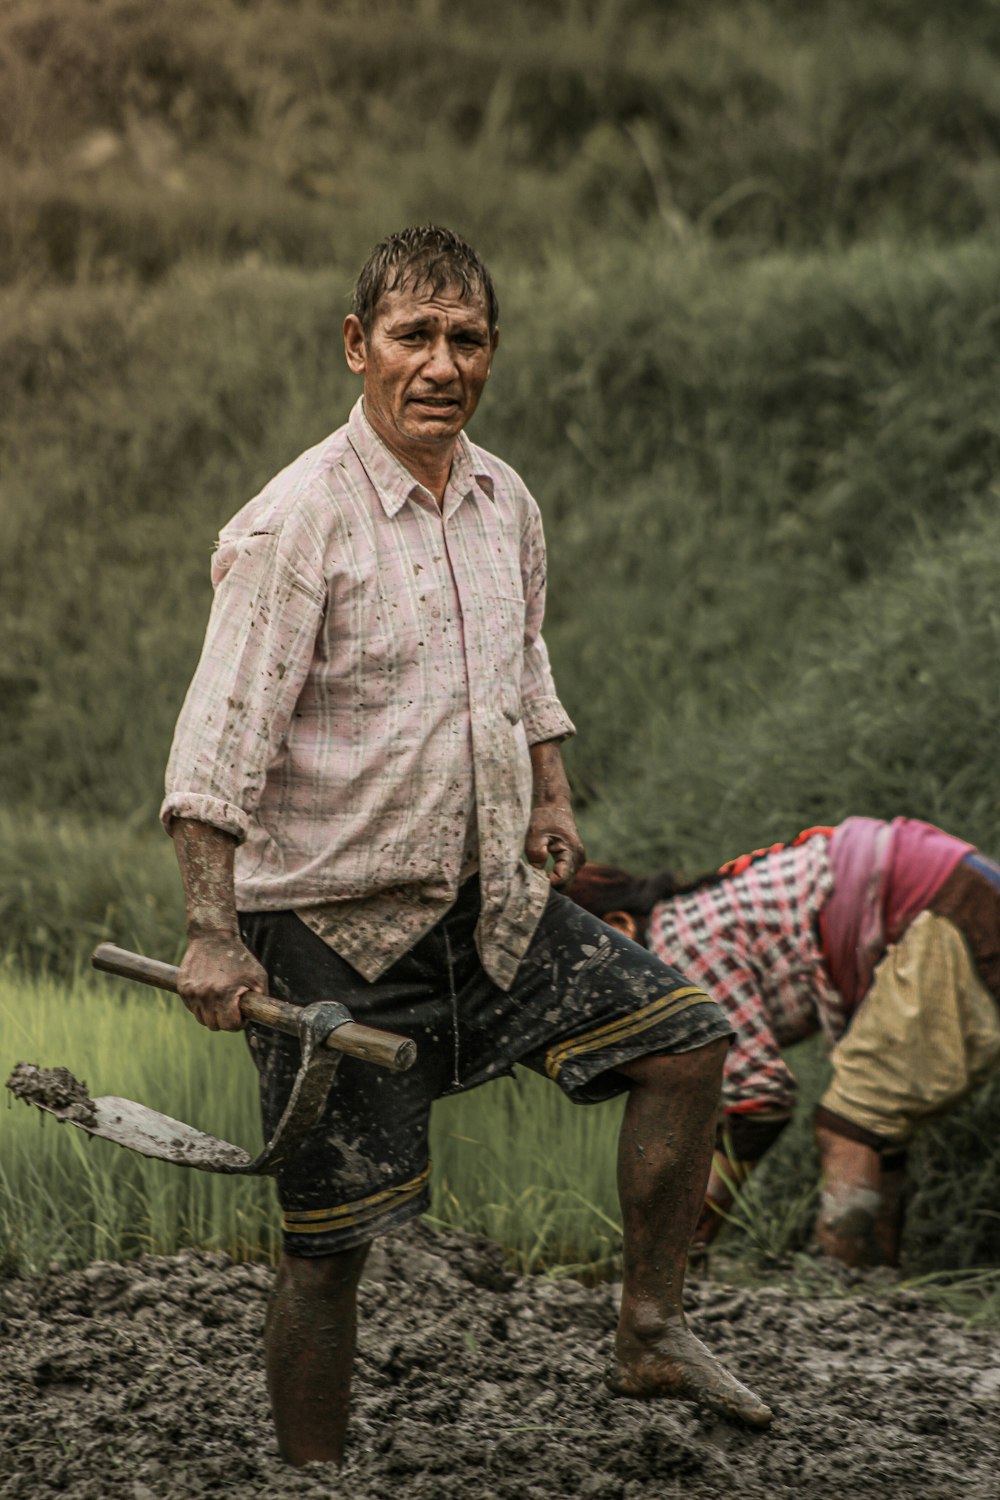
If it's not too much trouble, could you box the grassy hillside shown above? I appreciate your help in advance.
[4,237,999,856]
[3,0,1000,1274]
[4,0,999,844]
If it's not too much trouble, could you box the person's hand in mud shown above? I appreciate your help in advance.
[177,931,268,1032]
[526,739,585,887]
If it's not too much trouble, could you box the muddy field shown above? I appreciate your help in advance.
[2,1223,999,1500]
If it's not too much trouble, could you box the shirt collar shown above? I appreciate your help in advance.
[347,397,495,517]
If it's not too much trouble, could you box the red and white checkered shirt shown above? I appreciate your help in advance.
[162,399,574,990]
[645,837,845,1118]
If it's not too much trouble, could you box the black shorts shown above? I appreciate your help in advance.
[240,878,732,1256]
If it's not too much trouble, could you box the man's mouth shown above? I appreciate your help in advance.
[409,395,460,413]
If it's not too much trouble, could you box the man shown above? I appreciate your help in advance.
[566,817,1000,1268]
[162,225,772,1465]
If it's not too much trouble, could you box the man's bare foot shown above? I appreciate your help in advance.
[606,1318,773,1428]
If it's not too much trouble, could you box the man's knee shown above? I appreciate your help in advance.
[620,1035,729,1092]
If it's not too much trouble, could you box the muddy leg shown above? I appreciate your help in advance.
[265,1244,370,1465]
[606,1041,773,1427]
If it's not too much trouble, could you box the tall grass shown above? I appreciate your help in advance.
[581,489,1000,873]
[1,972,278,1272]
[0,808,183,975]
[4,0,1000,289]
[5,972,999,1282]
[0,971,624,1276]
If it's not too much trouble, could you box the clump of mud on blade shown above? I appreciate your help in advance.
[6,1062,99,1127]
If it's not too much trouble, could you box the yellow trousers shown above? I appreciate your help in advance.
[821,911,1000,1145]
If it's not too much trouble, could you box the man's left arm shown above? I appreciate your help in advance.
[519,495,584,886]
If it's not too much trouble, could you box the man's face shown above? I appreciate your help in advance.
[343,281,498,459]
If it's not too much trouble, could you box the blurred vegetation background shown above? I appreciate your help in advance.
[3,0,1000,1279]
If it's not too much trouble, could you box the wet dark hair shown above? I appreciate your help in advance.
[567,829,829,933]
[352,225,499,338]
[563,864,683,924]
[564,861,733,935]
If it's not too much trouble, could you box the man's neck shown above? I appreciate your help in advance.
[363,402,456,508]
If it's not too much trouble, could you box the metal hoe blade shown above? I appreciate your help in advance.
[6,1000,349,1176]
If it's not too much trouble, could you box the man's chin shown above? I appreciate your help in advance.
[401,410,464,441]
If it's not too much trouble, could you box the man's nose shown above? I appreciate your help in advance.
[422,335,459,382]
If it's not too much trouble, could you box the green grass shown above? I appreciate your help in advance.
[5,972,1000,1300]
[4,235,1000,843]
[0,808,183,975]
[0,970,625,1277]
[5,0,1000,288]
[1,971,279,1272]
[431,1078,624,1280]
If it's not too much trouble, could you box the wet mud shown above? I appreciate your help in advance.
[5,1062,98,1127]
[2,1221,998,1499]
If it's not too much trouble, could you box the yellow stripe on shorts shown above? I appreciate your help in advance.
[282,1164,431,1236]
[545,985,711,1083]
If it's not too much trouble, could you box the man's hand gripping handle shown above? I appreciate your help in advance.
[92,943,416,1072]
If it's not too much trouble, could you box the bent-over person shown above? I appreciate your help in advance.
[161,225,772,1464]
[567,817,1000,1268]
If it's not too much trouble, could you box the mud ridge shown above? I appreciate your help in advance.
[2,1222,999,1499]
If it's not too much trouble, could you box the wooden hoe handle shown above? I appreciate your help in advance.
[91,943,417,1072]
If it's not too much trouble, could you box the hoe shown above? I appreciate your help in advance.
[6,943,416,1175]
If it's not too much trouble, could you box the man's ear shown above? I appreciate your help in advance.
[343,314,367,374]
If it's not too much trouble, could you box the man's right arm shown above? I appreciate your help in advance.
[161,524,328,1031]
[172,818,268,1032]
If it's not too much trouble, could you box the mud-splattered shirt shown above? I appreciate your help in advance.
[161,399,575,990]
[646,837,841,1119]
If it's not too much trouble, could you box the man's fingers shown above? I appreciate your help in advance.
[524,832,549,869]
[551,835,586,886]
[180,980,255,1032]
[566,834,585,882]
[217,985,250,1032]
[548,838,573,885]
[177,937,268,1033]
[526,823,585,885]
[186,993,241,1032]
[547,836,586,886]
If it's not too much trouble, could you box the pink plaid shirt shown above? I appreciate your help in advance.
[646,838,843,1118]
[162,399,574,990]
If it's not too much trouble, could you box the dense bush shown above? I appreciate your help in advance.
[578,491,1000,871]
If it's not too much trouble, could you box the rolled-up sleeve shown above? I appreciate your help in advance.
[161,525,326,841]
[519,499,575,746]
